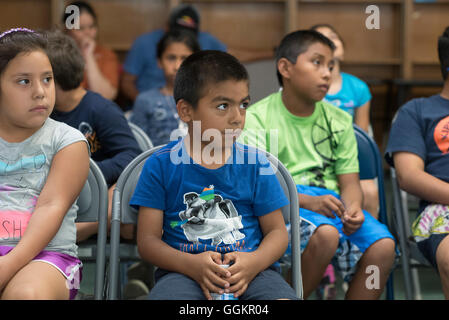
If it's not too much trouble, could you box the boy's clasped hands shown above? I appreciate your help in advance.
[306,194,365,236]
[188,251,260,300]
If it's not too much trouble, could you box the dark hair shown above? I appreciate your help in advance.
[438,26,449,81]
[310,24,345,48]
[0,29,48,77]
[174,50,248,108]
[44,30,85,90]
[168,4,200,34]
[157,29,200,59]
[62,1,97,26]
[275,30,335,86]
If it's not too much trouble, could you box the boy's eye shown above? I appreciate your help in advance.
[217,103,228,110]
[43,76,53,84]
[17,79,30,85]
[239,102,249,109]
[313,59,320,65]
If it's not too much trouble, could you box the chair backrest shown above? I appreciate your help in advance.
[353,125,388,225]
[264,151,303,299]
[75,158,109,300]
[76,158,108,223]
[108,145,303,299]
[128,121,153,152]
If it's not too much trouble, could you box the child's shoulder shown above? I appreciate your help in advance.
[318,100,353,123]
[148,139,183,162]
[81,91,124,115]
[136,88,162,101]
[45,118,83,136]
[249,92,281,110]
[234,142,271,165]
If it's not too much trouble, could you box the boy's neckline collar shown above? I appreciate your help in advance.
[277,91,320,122]
[180,137,236,171]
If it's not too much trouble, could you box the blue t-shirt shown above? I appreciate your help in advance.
[385,94,449,212]
[124,29,227,93]
[51,91,141,186]
[324,72,372,117]
[130,139,288,254]
[129,88,183,147]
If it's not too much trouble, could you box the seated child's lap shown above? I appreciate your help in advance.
[297,185,394,282]
[412,203,449,269]
[149,267,299,300]
[0,246,82,300]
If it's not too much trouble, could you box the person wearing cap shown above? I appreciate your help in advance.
[120,4,227,103]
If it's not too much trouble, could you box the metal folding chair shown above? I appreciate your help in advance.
[128,121,153,152]
[108,145,303,299]
[75,158,109,300]
[265,151,303,299]
[353,124,395,300]
[390,167,431,300]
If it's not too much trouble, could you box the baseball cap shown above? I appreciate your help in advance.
[168,4,200,33]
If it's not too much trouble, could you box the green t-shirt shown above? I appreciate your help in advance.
[240,91,359,194]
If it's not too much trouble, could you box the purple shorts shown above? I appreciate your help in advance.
[0,246,83,300]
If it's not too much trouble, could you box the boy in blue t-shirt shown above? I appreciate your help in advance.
[130,51,298,300]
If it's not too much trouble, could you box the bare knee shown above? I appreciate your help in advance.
[363,238,396,267]
[307,224,339,254]
[436,242,449,278]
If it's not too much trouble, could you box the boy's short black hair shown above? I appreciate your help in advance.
[157,29,200,59]
[275,30,335,86]
[44,30,84,91]
[174,50,249,108]
[438,26,449,81]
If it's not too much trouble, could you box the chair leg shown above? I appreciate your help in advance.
[411,268,422,300]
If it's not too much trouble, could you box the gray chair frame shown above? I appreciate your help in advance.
[75,158,109,300]
[128,121,153,151]
[108,146,303,300]
[390,167,431,300]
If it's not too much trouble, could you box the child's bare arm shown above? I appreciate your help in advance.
[394,151,449,204]
[338,172,364,235]
[223,208,287,298]
[136,206,231,299]
[0,141,89,288]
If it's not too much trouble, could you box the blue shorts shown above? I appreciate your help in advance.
[297,185,395,282]
[148,267,299,300]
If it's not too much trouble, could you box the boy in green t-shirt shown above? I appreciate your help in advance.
[240,30,395,299]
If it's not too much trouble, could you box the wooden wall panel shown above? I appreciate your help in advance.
[0,0,52,32]
[193,2,284,52]
[411,3,449,65]
[296,3,401,64]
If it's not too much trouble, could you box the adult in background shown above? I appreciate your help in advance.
[63,1,120,101]
[120,4,226,102]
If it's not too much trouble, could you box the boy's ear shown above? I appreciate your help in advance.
[277,58,292,82]
[177,99,193,123]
